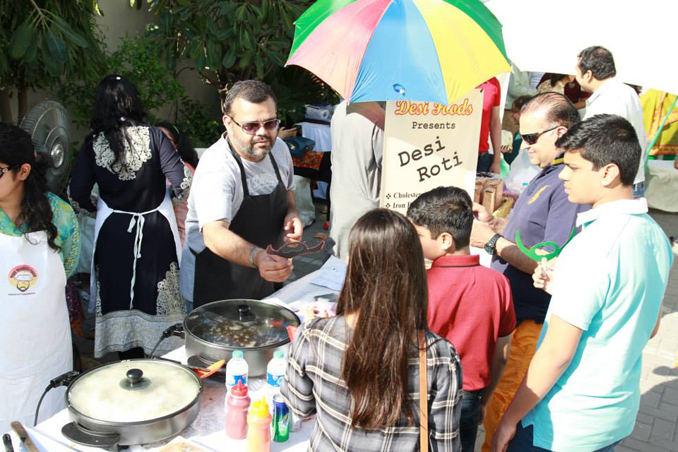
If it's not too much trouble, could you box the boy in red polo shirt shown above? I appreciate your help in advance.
[408,186,515,452]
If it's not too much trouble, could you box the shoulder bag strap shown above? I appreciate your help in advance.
[419,330,428,452]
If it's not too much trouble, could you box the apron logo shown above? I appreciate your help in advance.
[8,265,38,293]
[528,185,549,204]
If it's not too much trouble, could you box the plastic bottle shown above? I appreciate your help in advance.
[246,397,272,452]
[225,382,250,439]
[266,350,287,400]
[226,350,248,390]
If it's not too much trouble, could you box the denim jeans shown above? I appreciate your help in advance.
[460,390,482,452]
[632,181,645,199]
[507,421,621,452]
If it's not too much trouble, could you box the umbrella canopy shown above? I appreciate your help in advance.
[286,0,511,106]
[485,0,678,95]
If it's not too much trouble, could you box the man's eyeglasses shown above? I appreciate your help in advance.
[520,125,559,145]
[227,116,280,135]
[0,165,17,179]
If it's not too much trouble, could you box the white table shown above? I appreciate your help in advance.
[7,258,346,451]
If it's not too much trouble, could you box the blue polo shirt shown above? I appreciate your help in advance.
[522,198,673,451]
[491,158,589,323]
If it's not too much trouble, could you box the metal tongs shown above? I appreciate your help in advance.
[266,239,325,259]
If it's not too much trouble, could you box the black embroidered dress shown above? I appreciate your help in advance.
[70,126,192,357]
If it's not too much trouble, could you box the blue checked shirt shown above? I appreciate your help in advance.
[281,316,462,451]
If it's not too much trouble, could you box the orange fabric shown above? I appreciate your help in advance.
[292,150,324,170]
[481,320,542,452]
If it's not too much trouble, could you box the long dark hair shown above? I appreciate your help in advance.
[86,75,146,172]
[337,208,429,429]
[156,121,199,168]
[0,122,59,251]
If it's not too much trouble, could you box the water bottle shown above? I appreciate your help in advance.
[266,350,287,399]
[226,350,248,390]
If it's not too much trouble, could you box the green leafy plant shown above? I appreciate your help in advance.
[177,95,222,148]
[144,0,338,113]
[147,0,309,92]
[0,0,105,124]
[58,34,186,130]
[59,33,224,149]
[270,67,339,126]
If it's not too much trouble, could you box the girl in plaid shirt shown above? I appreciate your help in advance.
[282,208,462,451]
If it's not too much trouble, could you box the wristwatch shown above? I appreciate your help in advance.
[484,233,503,256]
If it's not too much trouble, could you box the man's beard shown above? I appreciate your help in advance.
[231,133,273,160]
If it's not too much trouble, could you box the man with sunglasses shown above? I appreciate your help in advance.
[470,93,589,451]
[180,80,302,308]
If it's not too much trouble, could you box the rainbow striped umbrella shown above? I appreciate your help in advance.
[286,0,511,106]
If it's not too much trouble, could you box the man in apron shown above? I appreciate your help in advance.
[180,80,303,308]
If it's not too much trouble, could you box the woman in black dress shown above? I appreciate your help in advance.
[70,75,192,359]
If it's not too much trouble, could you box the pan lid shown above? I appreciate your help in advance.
[68,359,201,423]
[185,299,300,349]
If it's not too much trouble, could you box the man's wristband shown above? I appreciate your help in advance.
[249,247,260,268]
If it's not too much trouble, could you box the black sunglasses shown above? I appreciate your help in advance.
[0,165,18,179]
[266,239,326,259]
[227,116,280,135]
[521,125,559,145]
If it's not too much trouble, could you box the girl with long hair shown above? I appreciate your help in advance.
[70,75,192,359]
[0,122,80,429]
[281,208,462,451]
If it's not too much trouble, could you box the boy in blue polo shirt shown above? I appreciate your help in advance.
[494,114,673,452]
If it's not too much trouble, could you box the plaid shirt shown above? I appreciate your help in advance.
[281,316,462,451]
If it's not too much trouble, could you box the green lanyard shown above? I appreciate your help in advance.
[515,228,576,262]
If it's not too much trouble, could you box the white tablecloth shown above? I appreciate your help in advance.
[6,259,346,451]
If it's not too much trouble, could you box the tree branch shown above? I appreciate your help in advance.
[28,0,48,28]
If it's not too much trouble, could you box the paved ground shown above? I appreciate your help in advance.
[74,203,678,450]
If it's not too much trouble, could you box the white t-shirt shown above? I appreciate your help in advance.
[179,135,295,301]
[583,78,648,184]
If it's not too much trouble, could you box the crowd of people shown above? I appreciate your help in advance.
[0,43,674,452]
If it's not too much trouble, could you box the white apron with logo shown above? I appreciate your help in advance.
[88,189,181,312]
[0,231,72,431]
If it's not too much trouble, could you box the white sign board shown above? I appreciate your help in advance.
[380,90,483,214]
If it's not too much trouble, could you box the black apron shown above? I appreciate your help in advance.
[192,141,289,307]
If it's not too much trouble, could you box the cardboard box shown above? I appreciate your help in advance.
[475,177,505,214]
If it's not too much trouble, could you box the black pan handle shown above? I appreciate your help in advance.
[61,422,120,452]
[166,323,185,339]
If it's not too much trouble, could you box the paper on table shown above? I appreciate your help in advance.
[310,256,346,291]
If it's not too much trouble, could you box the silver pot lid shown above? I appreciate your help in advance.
[185,299,300,349]
[68,359,201,423]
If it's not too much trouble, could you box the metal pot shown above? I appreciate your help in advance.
[181,299,301,376]
[61,359,202,450]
